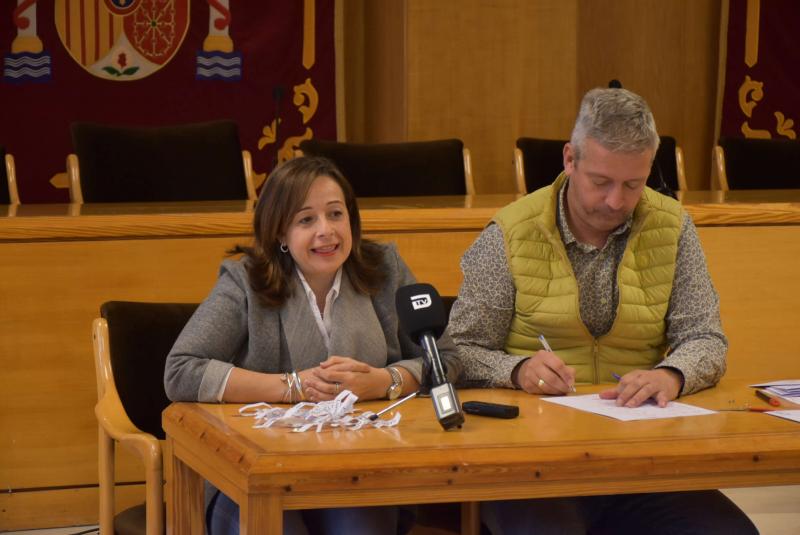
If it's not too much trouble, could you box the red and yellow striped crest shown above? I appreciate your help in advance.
[55,0,189,80]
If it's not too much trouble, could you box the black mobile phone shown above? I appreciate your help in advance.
[462,400,519,419]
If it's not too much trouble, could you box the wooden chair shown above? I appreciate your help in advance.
[93,301,198,535]
[514,136,686,196]
[652,136,687,194]
[68,120,256,203]
[1,147,20,205]
[714,137,800,191]
[513,138,569,194]
[298,138,475,197]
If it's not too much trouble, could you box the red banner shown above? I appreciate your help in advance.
[719,0,799,141]
[0,0,337,202]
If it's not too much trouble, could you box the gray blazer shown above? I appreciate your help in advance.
[164,243,461,402]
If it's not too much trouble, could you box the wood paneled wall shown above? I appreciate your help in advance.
[343,0,722,192]
[576,0,722,191]
[341,0,408,143]
[406,0,580,194]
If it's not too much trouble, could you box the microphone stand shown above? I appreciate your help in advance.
[418,359,433,397]
[369,392,418,421]
[271,85,285,169]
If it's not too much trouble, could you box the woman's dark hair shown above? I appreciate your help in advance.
[230,156,386,307]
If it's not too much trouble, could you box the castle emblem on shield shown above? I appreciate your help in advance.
[55,0,189,81]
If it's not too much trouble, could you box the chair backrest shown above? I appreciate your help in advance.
[514,137,568,194]
[442,295,457,320]
[298,138,473,197]
[100,301,198,439]
[1,146,19,204]
[716,136,800,190]
[651,136,685,194]
[514,136,683,196]
[0,146,9,205]
[70,120,249,203]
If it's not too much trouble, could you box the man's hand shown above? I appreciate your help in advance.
[599,368,683,408]
[514,351,576,395]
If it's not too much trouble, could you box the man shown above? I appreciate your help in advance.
[449,88,757,534]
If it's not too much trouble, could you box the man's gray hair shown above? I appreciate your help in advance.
[570,88,659,162]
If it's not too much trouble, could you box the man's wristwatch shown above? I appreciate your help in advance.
[386,366,403,400]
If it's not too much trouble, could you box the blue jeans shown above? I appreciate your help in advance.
[207,489,402,535]
[481,490,758,535]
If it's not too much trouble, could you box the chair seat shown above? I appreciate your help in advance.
[114,502,166,535]
[114,503,144,535]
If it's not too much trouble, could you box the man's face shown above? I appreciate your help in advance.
[563,138,653,236]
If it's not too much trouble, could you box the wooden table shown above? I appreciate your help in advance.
[163,381,800,535]
[3,190,800,529]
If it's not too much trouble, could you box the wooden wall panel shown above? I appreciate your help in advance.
[698,225,800,380]
[345,0,723,193]
[406,0,579,194]
[342,0,407,143]
[577,0,722,190]
[0,485,145,530]
[0,238,233,492]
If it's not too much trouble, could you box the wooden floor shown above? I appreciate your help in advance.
[3,486,798,534]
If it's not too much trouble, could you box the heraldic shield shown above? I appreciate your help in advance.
[55,0,189,81]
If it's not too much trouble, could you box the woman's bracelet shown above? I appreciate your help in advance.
[281,370,306,403]
[291,370,305,402]
[280,372,291,402]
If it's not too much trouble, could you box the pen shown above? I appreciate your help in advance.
[538,334,576,392]
[612,372,622,381]
[718,406,774,412]
[755,389,781,407]
[369,391,418,421]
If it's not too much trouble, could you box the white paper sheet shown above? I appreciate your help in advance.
[765,410,800,424]
[541,393,716,421]
[750,380,800,388]
[749,380,800,405]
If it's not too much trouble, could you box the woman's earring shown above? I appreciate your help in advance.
[280,243,289,253]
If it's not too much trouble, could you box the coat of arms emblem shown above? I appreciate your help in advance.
[55,0,189,81]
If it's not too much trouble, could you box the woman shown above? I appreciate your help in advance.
[164,156,461,535]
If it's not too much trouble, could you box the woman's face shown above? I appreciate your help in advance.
[283,175,353,291]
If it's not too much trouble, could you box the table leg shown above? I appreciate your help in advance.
[240,492,282,535]
[167,438,204,535]
[461,501,480,535]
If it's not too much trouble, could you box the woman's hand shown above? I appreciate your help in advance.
[302,356,390,402]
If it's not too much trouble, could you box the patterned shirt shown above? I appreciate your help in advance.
[449,181,727,395]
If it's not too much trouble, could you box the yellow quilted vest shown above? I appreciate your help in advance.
[494,173,684,384]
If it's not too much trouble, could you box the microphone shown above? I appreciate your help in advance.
[396,283,464,430]
[608,79,623,88]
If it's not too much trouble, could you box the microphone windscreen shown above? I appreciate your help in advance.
[395,283,447,340]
